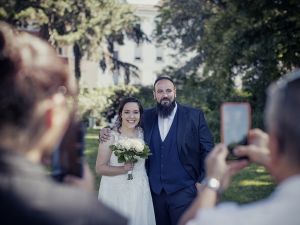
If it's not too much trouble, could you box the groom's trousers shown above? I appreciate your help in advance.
[151,184,197,225]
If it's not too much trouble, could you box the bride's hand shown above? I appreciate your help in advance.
[124,163,134,172]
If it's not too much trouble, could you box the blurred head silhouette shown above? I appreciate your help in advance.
[265,70,300,179]
[0,22,77,162]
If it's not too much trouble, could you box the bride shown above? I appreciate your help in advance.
[96,97,156,225]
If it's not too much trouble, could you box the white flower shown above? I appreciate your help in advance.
[131,139,144,152]
[116,138,145,152]
[118,139,131,150]
[115,142,124,151]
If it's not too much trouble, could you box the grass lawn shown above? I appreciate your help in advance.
[85,128,276,203]
[221,164,275,203]
[84,128,102,191]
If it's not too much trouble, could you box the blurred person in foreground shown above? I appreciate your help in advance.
[179,69,300,225]
[0,22,127,225]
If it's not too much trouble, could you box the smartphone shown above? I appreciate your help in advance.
[221,102,251,160]
[52,119,85,182]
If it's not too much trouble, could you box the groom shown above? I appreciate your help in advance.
[143,76,213,225]
[100,76,213,225]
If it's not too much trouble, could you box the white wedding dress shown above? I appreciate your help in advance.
[98,130,156,225]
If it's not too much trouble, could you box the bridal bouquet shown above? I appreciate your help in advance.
[110,138,151,180]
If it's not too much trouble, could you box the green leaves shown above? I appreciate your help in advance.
[0,0,137,61]
[155,0,300,129]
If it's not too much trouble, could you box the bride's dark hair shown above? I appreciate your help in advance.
[115,97,144,131]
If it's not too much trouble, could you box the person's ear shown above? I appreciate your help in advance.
[42,94,69,148]
[153,90,156,100]
[33,98,55,130]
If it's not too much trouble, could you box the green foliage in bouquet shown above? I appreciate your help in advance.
[110,138,151,180]
[110,138,151,164]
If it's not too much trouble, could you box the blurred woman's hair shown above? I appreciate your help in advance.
[0,22,76,150]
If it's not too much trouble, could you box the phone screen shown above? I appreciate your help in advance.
[221,102,251,160]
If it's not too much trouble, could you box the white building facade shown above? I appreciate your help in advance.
[78,2,177,88]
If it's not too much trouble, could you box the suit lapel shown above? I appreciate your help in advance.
[176,104,187,153]
[144,108,157,145]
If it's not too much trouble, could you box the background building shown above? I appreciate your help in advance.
[100,3,168,86]
[77,1,177,88]
[51,1,190,88]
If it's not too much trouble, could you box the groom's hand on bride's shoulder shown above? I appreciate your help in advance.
[98,127,112,143]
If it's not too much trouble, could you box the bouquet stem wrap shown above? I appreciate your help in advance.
[127,170,133,180]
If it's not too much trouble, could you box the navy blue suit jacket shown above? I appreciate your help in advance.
[143,103,214,183]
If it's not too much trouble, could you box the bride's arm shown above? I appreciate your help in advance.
[95,136,132,176]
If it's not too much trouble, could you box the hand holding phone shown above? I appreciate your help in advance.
[221,102,251,160]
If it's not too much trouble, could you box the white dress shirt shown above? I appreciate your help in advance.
[186,175,300,225]
[158,103,177,141]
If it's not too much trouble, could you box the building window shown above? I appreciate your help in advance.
[134,43,142,61]
[156,46,163,62]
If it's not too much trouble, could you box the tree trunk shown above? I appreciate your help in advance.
[124,67,130,85]
[73,43,82,81]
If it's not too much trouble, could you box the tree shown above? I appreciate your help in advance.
[99,24,150,85]
[155,0,300,127]
[0,0,144,82]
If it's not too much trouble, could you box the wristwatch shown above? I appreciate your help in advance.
[202,177,221,192]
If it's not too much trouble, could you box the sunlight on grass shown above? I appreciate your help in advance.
[85,149,96,156]
[85,128,100,139]
[85,134,99,139]
[255,167,266,173]
[239,180,273,186]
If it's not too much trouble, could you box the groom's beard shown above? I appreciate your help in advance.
[156,99,176,118]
